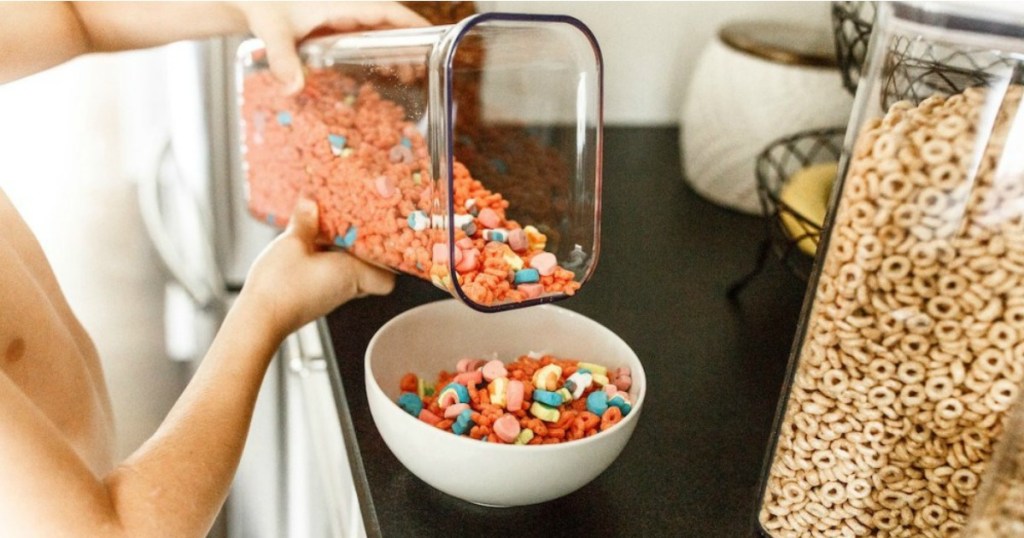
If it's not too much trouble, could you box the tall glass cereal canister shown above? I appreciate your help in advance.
[236,14,603,312]
[756,3,1024,537]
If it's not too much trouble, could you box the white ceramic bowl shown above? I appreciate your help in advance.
[365,299,645,507]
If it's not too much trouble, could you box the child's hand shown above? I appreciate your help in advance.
[241,196,395,340]
[234,1,430,94]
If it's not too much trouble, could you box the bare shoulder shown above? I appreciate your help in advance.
[0,188,115,474]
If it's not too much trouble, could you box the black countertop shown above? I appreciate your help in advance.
[325,127,809,537]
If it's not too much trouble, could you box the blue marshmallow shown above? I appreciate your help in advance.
[532,389,563,407]
[397,392,423,417]
[586,390,609,417]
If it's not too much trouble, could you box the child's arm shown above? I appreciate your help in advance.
[0,198,394,537]
[0,2,428,89]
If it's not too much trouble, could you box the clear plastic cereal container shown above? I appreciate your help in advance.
[236,13,603,312]
[756,2,1024,537]
[963,389,1024,537]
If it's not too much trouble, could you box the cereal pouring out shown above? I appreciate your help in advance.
[237,15,603,312]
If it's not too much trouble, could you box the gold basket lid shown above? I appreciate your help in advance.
[720,20,838,68]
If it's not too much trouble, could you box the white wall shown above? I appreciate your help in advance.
[482,1,832,125]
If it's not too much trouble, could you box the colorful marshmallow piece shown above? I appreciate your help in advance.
[506,379,525,412]
[432,243,450,265]
[533,389,563,407]
[416,377,434,399]
[436,382,470,409]
[400,136,412,148]
[557,387,573,403]
[483,228,508,243]
[578,362,608,376]
[508,228,529,252]
[453,214,474,229]
[452,408,475,435]
[453,369,483,387]
[477,207,502,229]
[456,358,485,373]
[334,225,358,248]
[493,414,521,443]
[586,390,609,417]
[407,210,429,231]
[502,247,525,271]
[517,283,544,299]
[389,144,414,164]
[397,392,423,417]
[565,371,593,399]
[276,111,292,126]
[532,364,563,391]
[455,247,480,273]
[328,134,347,156]
[609,392,632,416]
[482,359,508,382]
[514,428,535,445]
[592,372,610,387]
[374,175,396,198]
[513,268,541,285]
[530,401,560,423]
[523,225,547,250]
[529,252,558,276]
[489,377,508,407]
[444,402,470,419]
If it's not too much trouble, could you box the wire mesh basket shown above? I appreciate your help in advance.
[832,1,876,95]
[882,36,1024,108]
[729,127,846,299]
[756,127,846,281]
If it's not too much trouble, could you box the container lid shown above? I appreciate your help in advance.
[719,21,838,68]
[892,2,1024,39]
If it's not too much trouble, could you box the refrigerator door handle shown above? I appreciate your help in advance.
[138,139,226,311]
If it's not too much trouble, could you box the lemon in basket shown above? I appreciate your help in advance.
[778,162,837,256]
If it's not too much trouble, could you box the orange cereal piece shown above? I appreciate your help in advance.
[600,407,623,431]
[399,373,418,393]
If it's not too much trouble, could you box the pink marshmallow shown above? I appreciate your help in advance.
[508,228,528,252]
[456,358,485,373]
[482,359,508,382]
[517,283,544,299]
[456,237,475,249]
[454,370,483,386]
[506,380,525,412]
[477,207,501,229]
[375,175,396,198]
[455,247,479,273]
[604,384,618,397]
[530,252,558,276]
[432,243,449,264]
[493,414,521,443]
[444,403,470,419]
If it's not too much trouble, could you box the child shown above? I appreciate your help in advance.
[0,3,425,536]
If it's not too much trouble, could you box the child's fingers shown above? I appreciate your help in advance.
[285,196,319,243]
[247,14,304,94]
[353,261,396,297]
[313,251,395,300]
